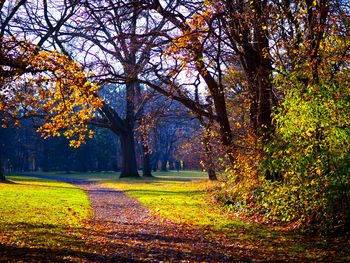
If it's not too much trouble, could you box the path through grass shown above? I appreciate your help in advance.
[2,171,349,262]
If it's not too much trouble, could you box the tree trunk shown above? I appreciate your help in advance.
[203,135,217,181]
[150,152,159,172]
[213,93,235,160]
[207,169,217,181]
[198,113,218,181]
[101,80,141,178]
[0,172,4,181]
[197,62,236,166]
[119,130,140,178]
[0,152,5,182]
[142,143,152,177]
[168,158,175,170]
[244,1,273,138]
[161,157,168,171]
[245,67,272,137]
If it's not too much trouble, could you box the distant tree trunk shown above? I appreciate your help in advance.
[168,159,175,170]
[150,152,159,172]
[119,130,139,178]
[175,161,180,171]
[161,157,168,171]
[198,113,218,181]
[0,152,5,181]
[142,143,152,177]
[203,138,217,181]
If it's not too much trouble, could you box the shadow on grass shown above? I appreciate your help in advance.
[11,172,207,185]
[83,218,313,262]
[16,174,97,185]
[3,174,97,191]
[0,222,142,262]
[1,182,90,191]
[0,243,142,263]
[0,179,17,184]
[0,221,254,262]
[118,176,202,183]
[123,189,205,196]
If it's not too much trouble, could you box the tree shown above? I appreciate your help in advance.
[128,0,276,170]
[0,2,102,182]
[136,93,200,173]
[14,0,174,177]
[261,0,350,230]
[138,0,237,166]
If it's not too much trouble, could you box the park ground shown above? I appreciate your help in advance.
[0,171,349,262]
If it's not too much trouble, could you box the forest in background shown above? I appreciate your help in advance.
[0,0,349,235]
[0,98,202,173]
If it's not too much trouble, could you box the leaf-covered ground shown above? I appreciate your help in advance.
[0,172,349,262]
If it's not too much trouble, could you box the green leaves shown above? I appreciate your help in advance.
[263,74,350,232]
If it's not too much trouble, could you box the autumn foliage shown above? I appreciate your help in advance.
[210,0,350,233]
[0,37,102,147]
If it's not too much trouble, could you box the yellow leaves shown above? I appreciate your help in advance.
[88,130,95,139]
[0,37,102,147]
[163,3,216,71]
[305,128,314,137]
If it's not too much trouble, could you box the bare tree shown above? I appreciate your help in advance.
[12,0,172,177]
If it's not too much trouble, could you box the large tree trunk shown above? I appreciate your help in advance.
[101,80,141,178]
[207,169,217,181]
[242,1,273,138]
[244,63,272,137]
[119,130,139,178]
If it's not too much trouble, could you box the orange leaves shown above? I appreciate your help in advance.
[0,37,103,147]
[164,3,216,72]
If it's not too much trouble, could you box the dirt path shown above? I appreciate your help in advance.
[76,182,267,263]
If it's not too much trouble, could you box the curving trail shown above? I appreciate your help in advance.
[76,182,262,263]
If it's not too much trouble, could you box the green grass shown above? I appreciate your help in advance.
[19,171,121,181]
[0,176,92,249]
[104,171,238,229]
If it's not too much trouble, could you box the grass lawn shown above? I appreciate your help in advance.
[0,175,92,261]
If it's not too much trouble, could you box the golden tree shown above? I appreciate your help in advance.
[0,37,102,147]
